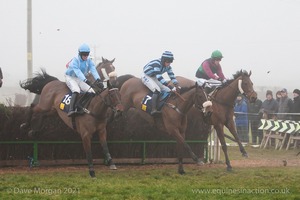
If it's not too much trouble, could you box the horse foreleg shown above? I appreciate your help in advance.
[215,125,232,171]
[225,120,248,157]
[98,128,116,170]
[81,135,95,178]
[176,142,185,175]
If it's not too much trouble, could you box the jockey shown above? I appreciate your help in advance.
[65,43,104,117]
[141,51,180,115]
[195,50,227,91]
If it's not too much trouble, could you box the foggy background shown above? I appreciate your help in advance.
[1,0,300,105]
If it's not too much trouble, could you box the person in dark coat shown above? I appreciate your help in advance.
[291,89,300,121]
[248,98,263,144]
[234,94,249,143]
[277,88,293,120]
[260,90,278,119]
[0,67,2,88]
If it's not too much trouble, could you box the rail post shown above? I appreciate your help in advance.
[32,141,39,166]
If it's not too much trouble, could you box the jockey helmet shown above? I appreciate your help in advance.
[211,50,223,60]
[78,44,90,54]
[161,51,174,63]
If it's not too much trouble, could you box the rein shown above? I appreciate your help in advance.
[165,84,206,115]
[208,77,249,108]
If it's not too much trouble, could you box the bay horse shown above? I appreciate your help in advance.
[28,57,118,114]
[177,70,257,171]
[20,70,123,177]
[119,77,213,174]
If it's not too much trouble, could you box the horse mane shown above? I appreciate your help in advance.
[219,69,250,88]
[114,74,135,89]
[179,84,196,94]
[19,69,58,95]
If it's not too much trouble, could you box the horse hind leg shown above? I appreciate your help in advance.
[20,95,40,130]
[81,135,96,178]
[226,122,248,157]
[20,104,38,137]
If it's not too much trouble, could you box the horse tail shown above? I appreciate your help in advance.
[19,69,59,94]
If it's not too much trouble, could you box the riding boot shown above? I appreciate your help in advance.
[151,92,161,115]
[67,92,78,117]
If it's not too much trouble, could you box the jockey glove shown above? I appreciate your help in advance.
[168,85,177,92]
[95,79,104,89]
[175,85,181,93]
[85,79,92,86]
[168,85,174,90]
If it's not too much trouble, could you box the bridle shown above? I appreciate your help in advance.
[209,75,255,108]
[166,84,211,115]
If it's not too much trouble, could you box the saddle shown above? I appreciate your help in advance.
[141,91,171,114]
[59,92,95,115]
[196,78,222,94]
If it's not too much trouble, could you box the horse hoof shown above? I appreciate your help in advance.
[109,164,117,170]
[89,170,96,178]
[242,153,248,158]
[227,167,233,172]
[178,169,186,175]
[197,160,205,165]
[28,130,35,138]
[20,123,28,130]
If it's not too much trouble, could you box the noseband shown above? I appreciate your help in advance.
[238,77,255,99]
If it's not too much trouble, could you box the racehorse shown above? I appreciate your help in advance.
[28,57,118,113]
[119,77,213,174]
[177,70,257,171]
[20,70,124,177]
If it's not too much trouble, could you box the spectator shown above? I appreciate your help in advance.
[248,98,263,144]
[234,94,249,143]
[260,90,278,119]
[291,89,300,121]
[0,67,2,87]
[277,88,293,120]
[275,90,281,103]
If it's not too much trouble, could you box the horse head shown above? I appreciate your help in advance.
[106,80,124,114]
[96,57,117,83]
[236,70,257,103]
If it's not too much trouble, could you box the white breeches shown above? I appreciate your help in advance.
[141,74,170,93]
[196,78,222,88]
[65,75,95,93]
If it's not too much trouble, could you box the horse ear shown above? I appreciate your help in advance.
[102,57,105,62]
[111,58,115,63]
[249,70,252,76]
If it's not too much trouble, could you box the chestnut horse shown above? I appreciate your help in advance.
[20,70,123,177]
[119,77,213,174]
[177,70,257,171]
